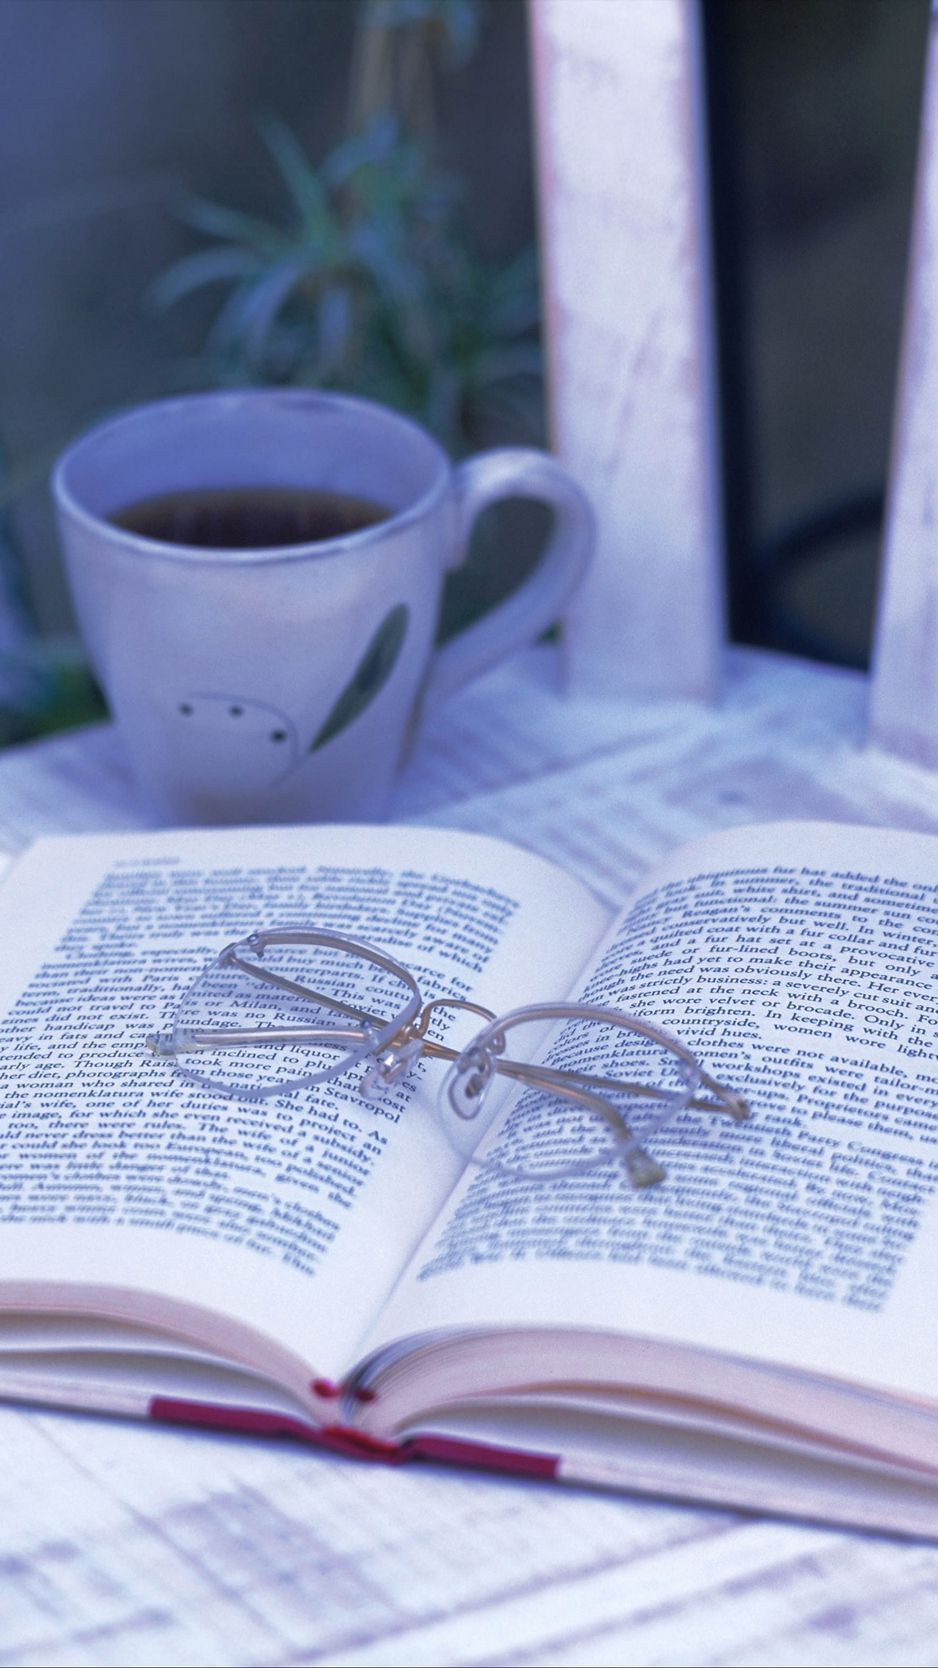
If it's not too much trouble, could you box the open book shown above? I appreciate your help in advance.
[3,816,938,1537]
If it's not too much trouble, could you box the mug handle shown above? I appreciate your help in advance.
[420,448,594,708]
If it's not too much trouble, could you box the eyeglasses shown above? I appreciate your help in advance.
[147,927,750,1187]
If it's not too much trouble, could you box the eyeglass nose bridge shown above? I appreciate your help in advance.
[358,995,504,1104]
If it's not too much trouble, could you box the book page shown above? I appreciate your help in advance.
[0,823,608,1383]
[368,821,938,1403]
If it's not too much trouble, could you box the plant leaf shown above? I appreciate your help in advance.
[309,603,409,752]
[347,219,427,307]
[370,0,481,63]
[236,255,319,353]
[148,247,265,309]
[315,285,354,377]
[177,193,285,252]
[258,114,337,237]
[321,113,402,191]
[206,253,315,360]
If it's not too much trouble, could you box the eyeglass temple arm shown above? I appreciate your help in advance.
[149,996,495,1061]
[410,1001,749,1123]
[148,944,420,1056]
[223,950,382,1023]
[476,1056,748,1122]
[147,1023,371,1057]
[149,991,494,1054]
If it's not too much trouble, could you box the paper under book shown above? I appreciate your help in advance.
[3,815,938,1536]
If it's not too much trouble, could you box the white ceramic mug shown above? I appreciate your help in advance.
[53,389,592,824]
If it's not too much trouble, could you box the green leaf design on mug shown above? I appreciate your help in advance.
[309,602,409,753]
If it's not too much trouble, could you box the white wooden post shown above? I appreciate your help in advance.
[868,2,938,767]
[530,0,724,699]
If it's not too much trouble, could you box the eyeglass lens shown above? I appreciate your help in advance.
[165,936,416,1096]
[439,1012,701,1181]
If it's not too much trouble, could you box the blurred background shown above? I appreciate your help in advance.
[704,0,928,670]
[0,0,930,742]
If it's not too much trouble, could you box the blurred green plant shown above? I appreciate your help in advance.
[152,0,544,457]
[0,644,107,747]
[0,441,107,745]
[0,0,544,750]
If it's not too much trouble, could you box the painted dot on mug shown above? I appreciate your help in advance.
[229,705,243,717]
[179,703,193,716]
[270,730,287,743]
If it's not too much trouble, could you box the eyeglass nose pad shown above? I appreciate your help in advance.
[624,1146,667,1188]
[672,1058,700,1106]
[448,1044,497,1123]
[359,1033,423,1100]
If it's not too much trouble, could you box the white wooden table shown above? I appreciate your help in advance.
[2,643,938,1667]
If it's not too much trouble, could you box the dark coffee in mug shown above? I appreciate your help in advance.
[110,486,391,550]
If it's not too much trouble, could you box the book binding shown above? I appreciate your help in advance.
[149,1395,560,1480]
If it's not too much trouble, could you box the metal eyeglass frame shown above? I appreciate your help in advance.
[147,926,750,1188]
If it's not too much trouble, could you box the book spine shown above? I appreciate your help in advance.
[148,1396,402,1460]
[148,1396,560,1481]
[407,1431,559,1481]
